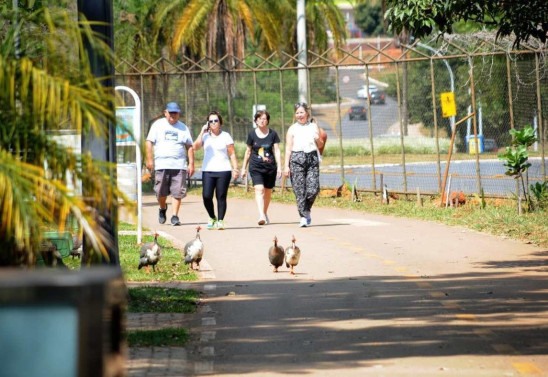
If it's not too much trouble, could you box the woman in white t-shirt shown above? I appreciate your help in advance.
[283,102,324,227]
[193,111,239,230]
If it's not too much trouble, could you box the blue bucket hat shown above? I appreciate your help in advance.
[165,102,181,113]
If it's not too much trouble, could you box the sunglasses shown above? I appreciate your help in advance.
[208,119,220,124]
[294,102,308,109]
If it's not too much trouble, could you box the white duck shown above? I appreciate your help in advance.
[184,226,204,270]
[138,232,161,273]
[284,235,301,275]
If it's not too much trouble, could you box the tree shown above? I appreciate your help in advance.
[384,0,548,47]
[355,1,385,36]
[0,3,123,266]
[169,0,347,61]
[113,0,168,62]
[113,0,182,124]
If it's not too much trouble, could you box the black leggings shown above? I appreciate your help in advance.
[202,171,232,220]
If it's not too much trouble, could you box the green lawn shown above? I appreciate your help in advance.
[126,286,199,347]
[62,224,201,347]
[221,185,548,249]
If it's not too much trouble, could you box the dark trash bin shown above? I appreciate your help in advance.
[0,267,126,377]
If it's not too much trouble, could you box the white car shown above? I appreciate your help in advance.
[357,85,377,99]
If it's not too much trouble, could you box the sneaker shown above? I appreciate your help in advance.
[158,206,167,224]
[216,220,225,230]
[258,215,266,225]
[265,215,270,225]
[207,218,217,230]
[299,217,308,227]
[171,215,181,226]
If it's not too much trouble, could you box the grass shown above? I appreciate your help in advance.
[61,222,200,347]
[128,286,199,313]
[219,185,548,248]
[122,237,199,347]
[205,137,546,248]
[125,286,199,347]
[127,328,189,347]
[63,230,199,282]
[119,232,198,282]
[193,139,504,169]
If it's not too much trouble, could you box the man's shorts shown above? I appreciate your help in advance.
[154,169,188,199]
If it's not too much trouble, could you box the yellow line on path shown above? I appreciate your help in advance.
[512,362,543,375]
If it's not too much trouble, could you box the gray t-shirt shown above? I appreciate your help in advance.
[146,118,193,170]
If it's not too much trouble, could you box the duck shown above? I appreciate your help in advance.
[268,236,284,272]
[184,226,204,270]
[138,232,161,273]
[284,235,301,275]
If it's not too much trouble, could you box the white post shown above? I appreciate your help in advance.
[478,104,483,135]
[297,0,308,103]
[418,43,455,132]
[115,86,143,244]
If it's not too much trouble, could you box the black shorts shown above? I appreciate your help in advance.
[250,169,277,189]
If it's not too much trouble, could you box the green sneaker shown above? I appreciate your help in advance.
[207,218,217,230]
[216,219,225,230]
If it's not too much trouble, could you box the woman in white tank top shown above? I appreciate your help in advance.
[283,102,325,227]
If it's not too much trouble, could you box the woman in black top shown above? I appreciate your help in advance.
[241,110,282,225]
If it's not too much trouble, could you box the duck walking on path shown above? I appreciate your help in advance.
[268,236,285,272]
[284,235,301,275]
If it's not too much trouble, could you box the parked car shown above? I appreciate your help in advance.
[370,90,386,104]
[356,85,377,99]
[348,105,367,120]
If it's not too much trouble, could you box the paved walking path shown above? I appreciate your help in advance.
[125,193,548,376]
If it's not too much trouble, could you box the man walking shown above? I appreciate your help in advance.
[146,102,195,225]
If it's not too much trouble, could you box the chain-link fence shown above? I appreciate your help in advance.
[115,34,547,198]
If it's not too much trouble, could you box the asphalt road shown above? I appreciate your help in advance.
[140,193,548,377]
[319,157,547,196]
[314,68,399,141]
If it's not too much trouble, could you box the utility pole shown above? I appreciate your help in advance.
[297,0,308,103]
[77,0,119,266]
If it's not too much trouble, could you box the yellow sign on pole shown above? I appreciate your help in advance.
[440,92,456,118]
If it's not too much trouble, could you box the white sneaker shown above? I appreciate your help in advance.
[258,215,266,225]
[299,217,308,227]
[265,215,270,225]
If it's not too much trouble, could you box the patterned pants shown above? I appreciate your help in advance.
[289,151,320,218]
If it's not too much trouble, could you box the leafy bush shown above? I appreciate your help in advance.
[530,181,548,210]
[498,125,539,212]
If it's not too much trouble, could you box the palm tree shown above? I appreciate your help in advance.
[113,0,180,124]
[170,0,347,61]
[0,4,124,266]
[113,0,167,62]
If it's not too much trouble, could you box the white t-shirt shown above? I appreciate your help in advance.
[201,131,234,172]
[290,122,319,153]
[146,118,193,170]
